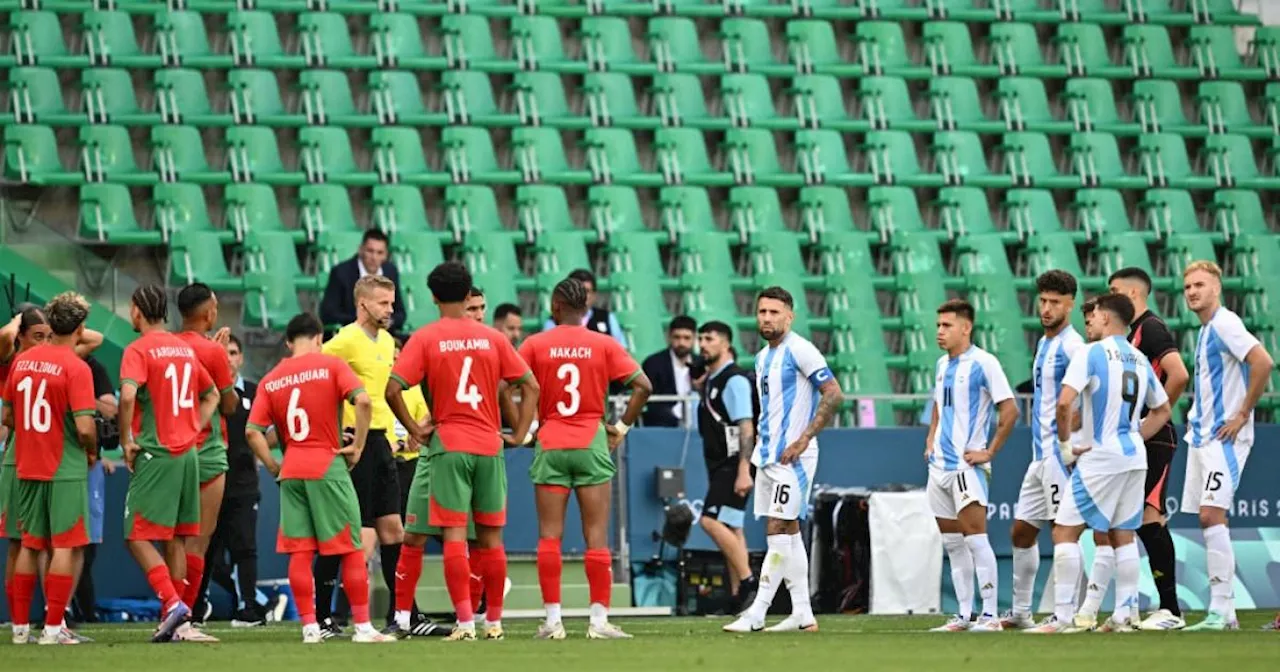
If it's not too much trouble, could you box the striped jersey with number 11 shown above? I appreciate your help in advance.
[929,346,1015,471]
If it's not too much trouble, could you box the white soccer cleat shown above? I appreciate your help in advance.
[38,628,80,645]
[174,622,220,642]
[12,624,32,645]
[1138,609,1186,631]
[929,615,970,632]
[1072,613,1098,631]
[763,614,819,633]
[352,629,397,643]
[999,611,1036,630]
[534,622,566,640]
[723,614,765,633]
[1025,616,1086,634]
[302,625,324,644]
[1097,617,1137,633]
[970,614,1003,632]
[587,622,634,639]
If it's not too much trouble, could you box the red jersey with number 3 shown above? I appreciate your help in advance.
[249,353,364,480]
[520,325,640,450]
[176,331,236,449]
[120,330,215,455]
[1,345,97,480]
[391,317,530,457]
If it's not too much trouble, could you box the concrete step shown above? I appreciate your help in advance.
[371,557,630,614]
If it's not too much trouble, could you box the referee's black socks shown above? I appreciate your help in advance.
[1137,522,1181,616]
[315,555,343,622]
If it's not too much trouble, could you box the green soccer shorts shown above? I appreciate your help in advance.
[197,442,229,486]
[125,448,200,541]
[0,463,18,541]
[277,461,362,556]
[404,452,477,539]
[529,429,616,490]
[16,479,90,550]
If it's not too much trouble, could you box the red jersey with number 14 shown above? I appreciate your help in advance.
[1,345,96,481]
[249,353,365,480]
[176,331,236,450]
[520,325,640,450]
[120,330,215,455]
[391,317,530,457]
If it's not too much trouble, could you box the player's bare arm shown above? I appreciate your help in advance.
[1,403,12,430]
[198,385,220,430]
[0,314,19,361]
[608,370,653,451]
[74,411,99,467]
[385,377,430,445]
[734,418,756,496]
[503,373,540,446]
[1158,351,1190,407]
[73,327,104,358]
[498,381,519,433]
[1217,344,1274,441]
[345,390,373,468]
[966,398,1018,465]
[246,427,280,477]
[1140,401,1173,441]
[218,385,241,417]
[119,381,140,471]
[781,377,841,465]
[1056,385,1089,461]
[924,401,939,460]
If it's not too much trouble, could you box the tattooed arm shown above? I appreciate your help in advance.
[779,378,842,465]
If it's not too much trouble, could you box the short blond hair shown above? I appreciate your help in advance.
[353,274,395,301]
[1182,260,1222,279]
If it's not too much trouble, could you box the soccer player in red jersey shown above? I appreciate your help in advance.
[246,313,395,644]
[1,293,98,645]
[387,262,539,641]
[174,283,241,621]
[521,278,652,640]
[118,285,220,643]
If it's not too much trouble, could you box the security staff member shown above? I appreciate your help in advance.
[693,322,759,611]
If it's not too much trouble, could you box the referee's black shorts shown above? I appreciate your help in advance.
[349,430,401,527]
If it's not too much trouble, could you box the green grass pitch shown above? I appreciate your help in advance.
[6,613,1280,671]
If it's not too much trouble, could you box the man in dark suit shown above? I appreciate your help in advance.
[641,315,697,427]
[319,229,407,335]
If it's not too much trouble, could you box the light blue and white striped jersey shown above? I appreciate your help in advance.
[753,331,833,468]
[1063,336,1167,473]
[1030,326,1085,463]
[929,346,1014,471]
[1185,307,1262,448]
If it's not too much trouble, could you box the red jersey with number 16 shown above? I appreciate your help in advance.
[249,353,365,480]
[120,330,215,456]
[391,317,530,457]
[520,325,640,450]
[1,345,97,481]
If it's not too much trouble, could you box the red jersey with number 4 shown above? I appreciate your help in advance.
[392,317,530,457]
[249,353,364,480]
[120,330,215,456]
[176,331,236,450]
[520,326,640,450]
[1,345,96,481]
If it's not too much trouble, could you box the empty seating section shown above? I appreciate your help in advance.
[1,1,1274,423]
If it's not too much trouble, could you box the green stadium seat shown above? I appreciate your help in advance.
[1070,188,1133,240]
[1054,0,1128,23]
[1204,134,1277,190]
[927,76,1002,134]
[510,16,584,73]
[298,70,373,127]
[389,230,446,280]
[1024,231,1090,290]
[868,185,928,241]
[1254,27,1280,79]
[648,18,721,75]
[724,128,803,187]
[857,76,933,133]
[606,231,667,282]
[11,11,89,68]
[1264,83,1280,134]
[578,17,655,76]
[726,0,799,19]
[439,15,513,72]
[1001,132,1079,189]
[1062,78,1139,136]
[82,68,159,126]
[227,69,305,126]
[316,230,366,277]
[996,77,1072,135]
[223,183,301,241]
[150,125,232,184]
[1055,23,1130,78]
[579,73,647,129]
[81,10,159,69]
[511,127,590,184]
[442,126,520,184]
[614,271,671,354]
[370,126,450,186]
[299,126,377,186]
[788,75,864,132]
[799,186,863,240]
[727,186,788,242]
[7,67,84,126]
[1121,0,1192,25]
[153,182,227,241]
[650,73,726,130]
[855,21,929,79]
[785,20,860,78]
[534,232,591,291]
[1189,25,1264,80]
[154,10,232,69]
[440,71,517,127]
[680,267,741,328]
[401,283,440,331]
[243,270,307,330]
[922,21,995,78]
[153,69,228,126]
[891,232,950,334]
[1138,188,1206,240]
[721,73,794,131]
[584,128,663,187]
[225,126,303,185]
[1004,188,1066,239]
[588,186,652,240]
[660,186,719,239]
[1070,132,1146,189]
[446,185,513,241]
[367,12,446,70]
[78,184,163,245]
[794,129,871,188]
[1135,132,1214,189]
[169,229,240,292]
[722,19,792,76]
[1094,232,1158,286]
[513,72,584,129]
[226,11,304,69]
[1123,25,1196,79]
[1197,82,1269,138]
[516,185,581,241]
[988,23,1062,79]
[368,70,447,126]
[372,184,435,235]
[654,128,733,186]
[922,0,991,22]
[994,0,1059,22]
[863,130,942,187]
[932,130,1011,189]
[935,186,1002,241]
[1130,79,1201,136]
[463,237,526,296]
[297,12,375,69]
[79,125,157,185]
[298,184,360,240]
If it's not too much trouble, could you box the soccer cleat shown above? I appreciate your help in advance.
[174,622,221,642]
[318,617,345,640]
[38,629,80,645]
[302,626,324,645]
[380,624,411,640]
[763,615,818,633]
[12,625,32,645]
[970,614,1003,632]
[928,615,970,632]
[1072,613,1098,631]
[410,613,451,637]
[152,601,190,643]
[587,622,634,639]
[1098,617,1136,633]
[1025,616,1087,634]
[535,622,567,640]
[352,629,397,643]
[231,607,267,628]
[65,629,94,643]
[999,611,1036,630]
[1185,612,1238,632]
[484,624,505,640]
[1138,609,1186,631]
[445,625,477,641]
[723,614,765,633]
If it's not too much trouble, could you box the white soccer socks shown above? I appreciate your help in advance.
[1011,545,1039,617]
[1112,542,1140,624]
[744,534,791,621]
[1203,524,1235,617]
[965,534,999,617]
[942,533,975,621]
[786,533,813,622]
[1052,543,1082,623]
[1079,545,1114,617]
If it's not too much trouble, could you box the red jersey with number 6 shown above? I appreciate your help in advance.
[249,353,365,480]
[120,330,215,456]
[1,344,97,481]
[391,317,530,457]
[519,325,640,450]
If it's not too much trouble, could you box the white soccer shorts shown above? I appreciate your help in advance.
[1180,439,1251,513]
[926,465,989,520]
[1054,466,1144,532]
[1014,458,1070,526]
[753,456,816,521]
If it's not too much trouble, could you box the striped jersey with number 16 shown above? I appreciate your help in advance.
[1062,336,1168,472]
[752,331,833,468]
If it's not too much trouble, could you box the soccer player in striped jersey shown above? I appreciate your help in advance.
[925,299,1018,633]
[1179,261,1273,631]
[724,287,842,634]
[1029,293,1172,634]
[1004,271,1085,629]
